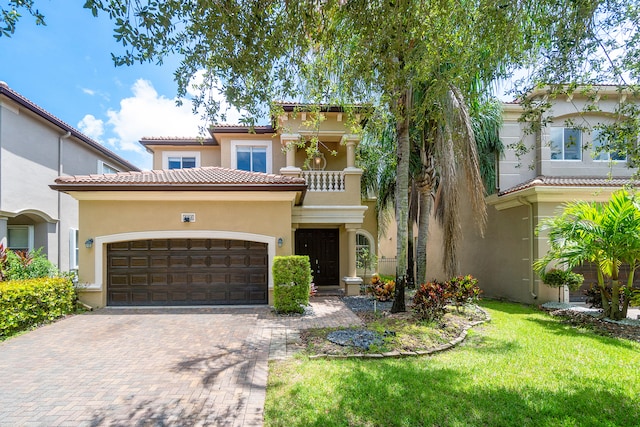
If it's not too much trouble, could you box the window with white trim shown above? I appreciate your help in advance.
[162,151,200,170]
[550,128,582,160]
[356,232,375,270]
[98,160,119,174]
[7,225,34,252]
[69,228,79,270]
[231,141,272,173]
[592,130,627,162]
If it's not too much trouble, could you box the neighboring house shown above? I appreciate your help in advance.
[410,86,638,304]
[52,104,377,307]
[0,82,139,273]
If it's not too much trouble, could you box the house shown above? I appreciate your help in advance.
[52,104,378,307]
[0,82,139,273]
[414,86,638,304]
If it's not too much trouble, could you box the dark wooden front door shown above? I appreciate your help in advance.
[107,238,268,306]
[295,229,339,286]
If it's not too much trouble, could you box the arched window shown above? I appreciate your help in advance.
[356,231,375,270]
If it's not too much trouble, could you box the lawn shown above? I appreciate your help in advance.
[264,300,640,427]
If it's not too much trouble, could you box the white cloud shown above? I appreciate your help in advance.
[82,88,96,96]
[105,79,205,154]
[77,114,104,141]
[187,70,248,124]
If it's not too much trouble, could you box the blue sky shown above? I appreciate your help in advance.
[1,2,517,172]
[0,2,244,170]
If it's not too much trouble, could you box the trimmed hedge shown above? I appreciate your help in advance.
[273,255,312,314]
[0,277,76,339]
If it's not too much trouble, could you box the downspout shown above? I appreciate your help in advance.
[518,196,537,299]
[58,131,71,269]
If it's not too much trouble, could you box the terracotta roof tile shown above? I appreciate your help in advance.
[54,166,306,186]
[499,176,637,196]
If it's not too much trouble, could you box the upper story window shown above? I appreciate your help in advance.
[231,141,272,173]
[550,128,582,161]
[98,160,119,174]
[162,151,200,170]
[592,130,627,162]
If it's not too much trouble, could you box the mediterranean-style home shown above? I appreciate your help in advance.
[0,82,138,273]
[53,104,377,307]
[398,86,638,304]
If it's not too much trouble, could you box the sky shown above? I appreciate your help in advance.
[1,2,518,172]
[0,2,246,170]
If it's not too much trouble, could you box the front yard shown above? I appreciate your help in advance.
[265,300,640,427]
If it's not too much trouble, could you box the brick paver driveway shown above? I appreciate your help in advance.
[0,307,274,427]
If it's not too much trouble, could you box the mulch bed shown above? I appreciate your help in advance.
[300,301,488,356]
[544,308,640,343]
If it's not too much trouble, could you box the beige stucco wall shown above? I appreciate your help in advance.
[76,196,294,307]
[150,146,221,170]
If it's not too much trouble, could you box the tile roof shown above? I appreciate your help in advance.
[0,82,140,172]
[499,176,637,196]
[53,166,306,187]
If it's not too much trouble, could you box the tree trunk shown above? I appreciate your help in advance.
[407,215,415,289]
[391,88,411,313]
[416,191,432,285]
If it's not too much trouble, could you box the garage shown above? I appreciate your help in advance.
[107,238,268,306]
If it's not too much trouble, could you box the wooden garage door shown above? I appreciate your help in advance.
[107,239,268,306]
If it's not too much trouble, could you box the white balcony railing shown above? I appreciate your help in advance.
[301,170,345,192]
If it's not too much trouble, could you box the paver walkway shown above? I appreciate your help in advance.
[0,297,360,426]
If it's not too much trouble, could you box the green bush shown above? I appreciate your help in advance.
[540,268,584,291]
[4,248,59,281]
[412,275,483,321]
[0,277,76,339]
[412,281,451,322]
[448,274,482,310]
[273,255,312,314]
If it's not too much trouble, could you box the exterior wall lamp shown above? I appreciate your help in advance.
[85,238,94,249]
[277,237,284,248]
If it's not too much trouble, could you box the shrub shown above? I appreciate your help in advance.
[273,256,312,314]
[412,281,451,321]
[0,277,76,339]
[368,274,395,301]
[448,275,482,310]
[4,248,59,281]
[540,268,584,291]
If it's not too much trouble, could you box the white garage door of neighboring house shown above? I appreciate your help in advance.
[107,238,268,306]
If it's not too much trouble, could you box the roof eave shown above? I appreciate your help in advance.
[0,84,140,172]
[50,183,307,205]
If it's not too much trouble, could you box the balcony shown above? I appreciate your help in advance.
[301,170,345,192]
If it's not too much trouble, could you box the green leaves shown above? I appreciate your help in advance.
[0,277,76,339]
[0,0,45,37]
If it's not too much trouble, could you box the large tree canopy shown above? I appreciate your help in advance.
[81,0,612,311]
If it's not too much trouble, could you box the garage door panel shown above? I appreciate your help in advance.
[130,274,149,286]
[109,256,129,268]
[109,274,129,287]
[151,240,170,250]
[107,239,268,306]
[229,255,249,267]
[130,257,149,268]
[190,256,209,267]
[210,255,229,267]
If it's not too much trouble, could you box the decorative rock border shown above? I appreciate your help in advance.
[309,305,491,360]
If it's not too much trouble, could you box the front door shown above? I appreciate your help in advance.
[295,229,339,286]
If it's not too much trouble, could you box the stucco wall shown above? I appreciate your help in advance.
[76,197,294,307]
[0,97,133,271]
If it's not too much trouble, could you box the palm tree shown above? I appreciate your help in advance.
[535,190,640,320]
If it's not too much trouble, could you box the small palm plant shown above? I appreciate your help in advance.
[535,190,640,320]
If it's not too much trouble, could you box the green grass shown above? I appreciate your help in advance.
[265,300,640,427]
